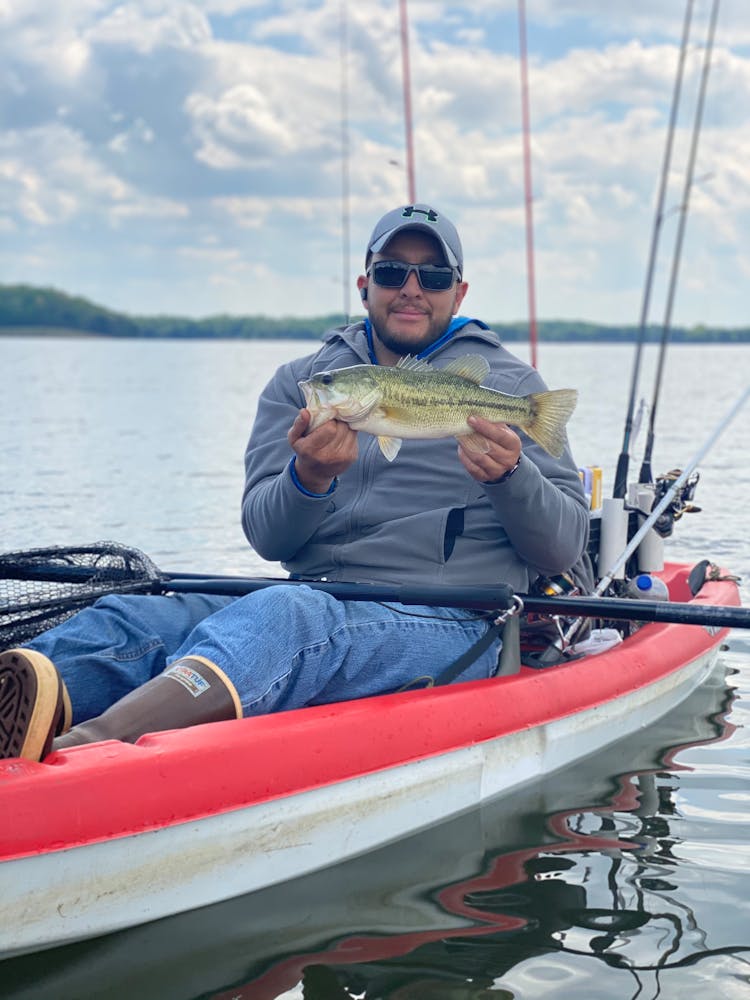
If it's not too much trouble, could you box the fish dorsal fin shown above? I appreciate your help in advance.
[396,355,434,373]
[442,355,490,384]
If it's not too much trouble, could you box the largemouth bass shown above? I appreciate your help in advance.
[298,354,577,460]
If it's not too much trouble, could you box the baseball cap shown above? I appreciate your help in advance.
[366,204,463,275]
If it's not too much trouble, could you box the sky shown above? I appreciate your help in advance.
[1,0,748,327]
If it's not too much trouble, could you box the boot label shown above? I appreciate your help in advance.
[164,663,211,698]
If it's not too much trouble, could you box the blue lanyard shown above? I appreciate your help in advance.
[364,316,489,365]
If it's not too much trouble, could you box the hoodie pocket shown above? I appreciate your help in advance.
[443,506,465,561]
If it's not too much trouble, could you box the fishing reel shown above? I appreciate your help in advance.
[651,468,701,537]
[531,571,580,599]
[523,571,590,663]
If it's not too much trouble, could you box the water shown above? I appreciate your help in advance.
[1,337,749,999]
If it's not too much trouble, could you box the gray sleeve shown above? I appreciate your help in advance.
[241,363,335,563]
[484,452,589,576]
[481,363,589,576]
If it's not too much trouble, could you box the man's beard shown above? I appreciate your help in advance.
[370,312,448,357]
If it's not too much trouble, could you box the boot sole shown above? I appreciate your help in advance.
[0,649,62,761]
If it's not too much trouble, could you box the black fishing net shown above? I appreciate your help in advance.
[0,542,161,648]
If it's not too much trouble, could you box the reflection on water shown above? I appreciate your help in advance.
[3,650,748,1000]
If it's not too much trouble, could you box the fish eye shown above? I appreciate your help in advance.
[319,373,333,385]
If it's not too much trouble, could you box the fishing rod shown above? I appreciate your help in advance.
[339,0,352,325]
[613,0,695,499]
[639,0,721,485]
[517,0,539,370]
[602,387,746,592]
[531,384,749,662]
[399,0,417,202]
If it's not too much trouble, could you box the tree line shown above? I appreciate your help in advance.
[1,283,747,342]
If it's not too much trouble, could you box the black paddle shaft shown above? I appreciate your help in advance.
[160,576,517,611]
[525,591,747,630]
[2,558,746,630]
[160,576,749,630]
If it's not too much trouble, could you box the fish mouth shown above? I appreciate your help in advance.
[298,379,315,408]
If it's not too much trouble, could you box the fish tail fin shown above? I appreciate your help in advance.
[525,389,578,457]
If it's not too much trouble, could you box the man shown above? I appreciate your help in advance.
[0,203,589,762]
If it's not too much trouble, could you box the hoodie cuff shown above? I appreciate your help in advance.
[483,456,521,485]
[288,457,338,498]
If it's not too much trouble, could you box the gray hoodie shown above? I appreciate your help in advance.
[242,320,588,593]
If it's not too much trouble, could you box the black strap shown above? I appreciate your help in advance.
[434,619,506,686]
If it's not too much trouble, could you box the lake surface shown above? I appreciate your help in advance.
[1,336,749,999]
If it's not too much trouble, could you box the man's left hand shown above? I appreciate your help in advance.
[458,416,522,484]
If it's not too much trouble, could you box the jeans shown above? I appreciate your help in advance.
[27,586,501,725]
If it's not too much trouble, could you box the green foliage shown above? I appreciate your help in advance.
[1,283,747,342]
[0,284,141,337]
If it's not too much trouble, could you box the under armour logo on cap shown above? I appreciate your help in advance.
[401,206,439,223]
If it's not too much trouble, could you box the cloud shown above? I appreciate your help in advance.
[188,84,298,168]
[89,1,212,53]
[0,121,187,224]
[0,0,747,326]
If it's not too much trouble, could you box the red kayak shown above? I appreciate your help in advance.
[0,561,740,959]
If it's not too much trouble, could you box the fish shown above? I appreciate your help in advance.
[298,354,577,461]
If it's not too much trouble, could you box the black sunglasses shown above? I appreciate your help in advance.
[367,260,459,292]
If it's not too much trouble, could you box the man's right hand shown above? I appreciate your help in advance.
[288,409,358,494]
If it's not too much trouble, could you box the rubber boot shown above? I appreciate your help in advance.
[52,656,242,753]
[0,648,71,761]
